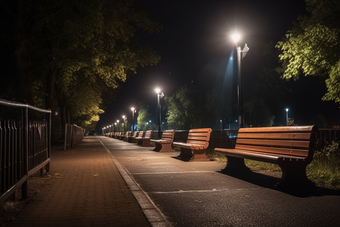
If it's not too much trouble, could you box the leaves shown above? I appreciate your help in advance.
[276,0,340,104]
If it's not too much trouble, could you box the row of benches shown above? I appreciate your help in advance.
[105,125,318,188]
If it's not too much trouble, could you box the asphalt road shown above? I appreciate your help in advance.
[99,137,340,227]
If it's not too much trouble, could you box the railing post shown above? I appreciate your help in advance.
[21,106,28,200]
[47,112,51,172]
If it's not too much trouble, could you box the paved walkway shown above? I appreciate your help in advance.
[7,136,160,227]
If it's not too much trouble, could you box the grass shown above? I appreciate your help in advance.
[207,142,340,190]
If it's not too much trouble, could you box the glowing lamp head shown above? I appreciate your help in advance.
[122,115,126,119]
[155,88,161,94]
[286,108,289,112]
[231,34,240,44]
[131,107,135,111]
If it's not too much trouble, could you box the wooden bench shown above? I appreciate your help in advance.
[131,131,144,143]
[136,130,153,147]
[115,132,121,139]
[214,125,317,188]
[150,129,175,152]
[119,131,126,140]
[123,131,131,141]
[173,128,212,161]
[128,131,137,143]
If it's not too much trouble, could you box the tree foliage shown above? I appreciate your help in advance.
[136,105,151,131]
[0,0,161,135]
[276,0,340,104]
[164,84,216,130]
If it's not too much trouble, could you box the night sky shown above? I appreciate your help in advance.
[98,0,340,130]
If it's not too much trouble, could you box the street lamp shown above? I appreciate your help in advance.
[155,88,164,139]
[116,120,120,132]
[122,115,126,132]
[286,108,289,126]
[231,33,249,128]
[131,107,135,132]
[114,122,117,132]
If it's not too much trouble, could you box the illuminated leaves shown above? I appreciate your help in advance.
[276,0,340,104]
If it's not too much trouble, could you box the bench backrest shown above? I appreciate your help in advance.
[131,131,137,138]
[186,128,212,149]
[125,131,131,137]
[236,125,317,161]
[137,131,144,137]
[161,129,175,142]
[143,130,153,139]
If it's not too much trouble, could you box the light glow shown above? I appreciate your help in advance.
[231,34,240,44]
[155,88,161,94]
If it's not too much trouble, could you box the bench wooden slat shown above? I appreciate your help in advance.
[150,129,176,152]
[214,125,317,188]
[173,128,212,161]
[236,139,311,149]
[235,144,310,158]
[238,132,312,140]
[215,148,280,163]
[136,130,153,146]
[240,125,315,133]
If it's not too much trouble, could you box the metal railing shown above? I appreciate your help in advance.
[0,99,51,203]
[64,123,84,150]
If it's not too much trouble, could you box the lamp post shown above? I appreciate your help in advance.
[231,33,249,129]
[117,120,119,132]
[155,88,164,139]
[122,115,126,132]
[131,107,135,132]
[286,108,289,126]
[114,123,117,132]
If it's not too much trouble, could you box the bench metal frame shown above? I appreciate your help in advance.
[151,129,175,152]
[214,126,317,188]
[173,128,212,161]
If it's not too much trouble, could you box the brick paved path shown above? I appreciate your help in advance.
[8,136,151,227]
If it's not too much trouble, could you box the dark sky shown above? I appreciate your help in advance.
[98,0,340,130]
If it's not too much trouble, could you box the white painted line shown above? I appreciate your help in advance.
[132,171,217,175]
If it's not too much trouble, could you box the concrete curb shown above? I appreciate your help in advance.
[98,138,171,227]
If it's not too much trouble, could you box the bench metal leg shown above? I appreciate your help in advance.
[191,149,210,161]
[153,143,162,151]
[141,140,154,147]
[178,148,209,161]
[278,161,315,189]
[177,148,193,160]
[154,143,174,152]
[221,156,250,174]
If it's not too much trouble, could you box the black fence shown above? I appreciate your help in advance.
[64,124,84,150]
[151,128,339,151]
[0,99,51,203]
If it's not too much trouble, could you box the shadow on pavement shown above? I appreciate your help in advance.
[217,169,340,198]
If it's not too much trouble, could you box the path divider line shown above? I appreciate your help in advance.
[97,137,171,227]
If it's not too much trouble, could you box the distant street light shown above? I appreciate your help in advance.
[114,122,117,132]
[117,120,120,132]
[231,33,249,128]
[155,88,164,139]
[286,108,289,126]
[131,107,135,132]
[122,115,126,132]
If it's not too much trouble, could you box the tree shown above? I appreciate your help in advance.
[243,42,289,126]
[136,105,151,131]
[165,84,215,129]
[276,0,340,104]
[1,0,161,139]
